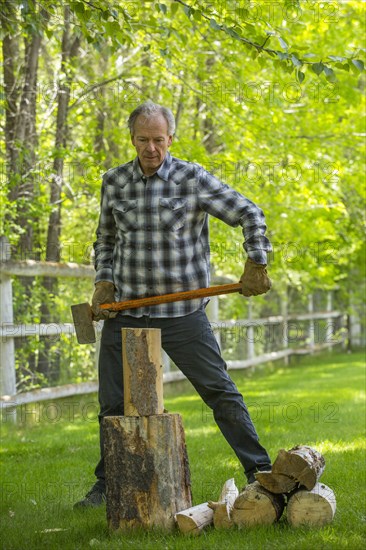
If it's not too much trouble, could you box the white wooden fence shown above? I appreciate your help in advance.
[0,236,347,410]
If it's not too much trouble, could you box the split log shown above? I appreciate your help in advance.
[255,471,298,494]
[255,445,325,493]
[287,482,336,527]
[232,481,285,527]
[175,502,214,536]
[208,478,239,529]
[122,328,164,416]
[176,478,239,535]
[104,414,192,531]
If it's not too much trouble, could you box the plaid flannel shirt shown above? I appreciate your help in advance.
[93,152,272,317]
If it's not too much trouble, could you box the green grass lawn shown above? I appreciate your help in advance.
[1,351,365,549]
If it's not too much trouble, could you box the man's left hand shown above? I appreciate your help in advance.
[239,258,272,297]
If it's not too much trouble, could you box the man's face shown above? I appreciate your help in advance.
[131,114,173,176]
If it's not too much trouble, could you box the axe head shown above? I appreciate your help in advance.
[71,302,96,344]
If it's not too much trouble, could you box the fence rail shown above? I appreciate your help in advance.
[0,236,347,410]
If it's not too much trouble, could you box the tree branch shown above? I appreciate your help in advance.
[68,74,143,110]
[173,0,278,55]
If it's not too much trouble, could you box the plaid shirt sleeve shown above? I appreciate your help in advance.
[93,174,116,284]
[198,168,272,265]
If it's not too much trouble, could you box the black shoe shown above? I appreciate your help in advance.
[73,483,106,509]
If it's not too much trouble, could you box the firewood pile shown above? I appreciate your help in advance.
[175,445,336,535]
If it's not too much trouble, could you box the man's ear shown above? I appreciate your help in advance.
[168,135,173,147]
[131,134,136,146]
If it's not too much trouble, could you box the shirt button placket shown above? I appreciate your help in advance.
[145,178,154,295]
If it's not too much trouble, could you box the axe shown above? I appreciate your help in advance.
[71,283,242,344]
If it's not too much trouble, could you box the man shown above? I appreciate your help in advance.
[74,100,272,508]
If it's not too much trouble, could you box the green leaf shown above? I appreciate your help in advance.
[328,55,347,62]
[193,9,202,21]
[312,62,324,75]
[183,6,193,18]
[158,3,167,15]
[291,54,303,67]
[171,2,179,16]
[72,2,85,15]
[278,37,288,50]
[324,65,337,83]
[352,59,365,72]
[225,27,242,40]
[210,19,221,31]
[277,52,289,61]
[244,23,256,33]
[335,62,349,71]
[297,70,305,84]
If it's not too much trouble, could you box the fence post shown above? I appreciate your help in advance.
[281,289,288,365]
[0,236,16,397]
[308,294,315,352]
[325,291,333,347]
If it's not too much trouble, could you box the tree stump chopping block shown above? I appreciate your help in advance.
[103,328,192,531]
[104,414,192,531]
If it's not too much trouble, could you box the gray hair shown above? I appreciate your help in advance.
[128,100,176,135]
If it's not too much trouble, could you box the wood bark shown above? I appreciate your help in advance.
[208,478,239,529]
[38,5,80,380]
[255,445,325,493]
[232,481,285,527]
[1,1,19,174]
[2,1,46,383]
[287,482,336,527]
[103,414,192,531]
[122,328,164,416]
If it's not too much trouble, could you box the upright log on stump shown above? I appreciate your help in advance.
[122,328,164,416]
[103,328,192,531]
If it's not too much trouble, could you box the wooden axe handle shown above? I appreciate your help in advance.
[100,283,242,311]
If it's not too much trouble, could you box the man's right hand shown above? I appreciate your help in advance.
[91,281,118,320]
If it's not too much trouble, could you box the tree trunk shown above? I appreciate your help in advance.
[232,481,285,527]
[38,5,80,380]
[103,414,192,531]
[2,1,45,384]
[2,1,19,177]
[287,482,336,527]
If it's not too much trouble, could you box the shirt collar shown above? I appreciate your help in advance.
[132,151,172,183]
[156,152,171,181]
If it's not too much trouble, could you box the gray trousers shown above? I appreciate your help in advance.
[94,307,271,487]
